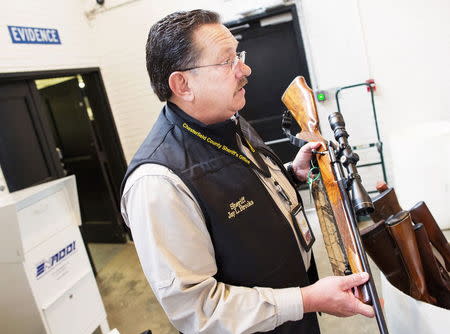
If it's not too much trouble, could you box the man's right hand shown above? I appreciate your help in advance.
[300,272,375,318]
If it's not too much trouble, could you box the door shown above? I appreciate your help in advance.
[38,78,126,243]
[0,81,63,192]
[226,5,311,163]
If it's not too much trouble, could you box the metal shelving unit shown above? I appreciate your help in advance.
[335,81,388,194]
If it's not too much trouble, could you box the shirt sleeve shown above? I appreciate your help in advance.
[121,165,305,334]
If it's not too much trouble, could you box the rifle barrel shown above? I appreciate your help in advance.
[329,143,389,334]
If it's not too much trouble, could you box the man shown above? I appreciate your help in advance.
[121,9,374,334]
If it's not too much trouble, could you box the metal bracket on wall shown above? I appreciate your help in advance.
[84,0,142,20]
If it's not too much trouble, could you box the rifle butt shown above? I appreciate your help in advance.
[371,186,402,223]
[360,220,410,295]
[386,211,436,304]
[410,201,450,271]
[414,223,450,309]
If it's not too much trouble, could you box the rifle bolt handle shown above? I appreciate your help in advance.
[312,149,327,155]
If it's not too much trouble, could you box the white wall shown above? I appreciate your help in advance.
[358,0,450,227]
[301,0,450,226]
[0,0,98,72]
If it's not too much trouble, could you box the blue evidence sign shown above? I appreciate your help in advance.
[8,25,61,45]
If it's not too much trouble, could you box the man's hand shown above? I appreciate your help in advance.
[291,142,322,182]
[301,272,375,318]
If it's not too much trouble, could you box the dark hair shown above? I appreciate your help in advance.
[146,10,220,101]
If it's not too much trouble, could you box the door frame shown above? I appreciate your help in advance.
[0,68,129,242]
[0,67,103,81]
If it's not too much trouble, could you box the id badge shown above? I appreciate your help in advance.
[291,204,315,252]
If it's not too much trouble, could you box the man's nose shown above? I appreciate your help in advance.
[236,62,251,77]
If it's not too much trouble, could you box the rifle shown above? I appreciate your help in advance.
[281,76,388,334]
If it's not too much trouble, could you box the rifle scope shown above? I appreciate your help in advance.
[328,112,374,216]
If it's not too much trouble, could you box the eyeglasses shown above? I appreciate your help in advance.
[177,51,246,72]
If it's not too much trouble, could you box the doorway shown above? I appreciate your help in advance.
[0,68,128,245]
[225,3,310,163]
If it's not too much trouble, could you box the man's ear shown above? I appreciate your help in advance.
[168,72,194,102]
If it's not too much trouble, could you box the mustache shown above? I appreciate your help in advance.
[237,77,248,91]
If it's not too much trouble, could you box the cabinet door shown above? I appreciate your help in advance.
[42,272,106,334]
[24,224,91,307]
[18,185,76,253]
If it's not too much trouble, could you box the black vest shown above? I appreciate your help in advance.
[121,103,320,334]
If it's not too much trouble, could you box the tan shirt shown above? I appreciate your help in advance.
[121,137,311,334]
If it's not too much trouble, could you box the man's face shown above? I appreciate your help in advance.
[188,24,252,124]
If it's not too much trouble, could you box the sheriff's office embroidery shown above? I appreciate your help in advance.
[182,122,251,165]
[227,196,254,220]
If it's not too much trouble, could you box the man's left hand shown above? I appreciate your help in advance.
[291,142,322,182]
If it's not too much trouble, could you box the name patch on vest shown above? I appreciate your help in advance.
[227,196,254,220]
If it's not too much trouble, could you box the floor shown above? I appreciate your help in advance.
[89,242,176,334]
[88,215,450,334]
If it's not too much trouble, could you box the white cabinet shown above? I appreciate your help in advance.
[43,272,105,334]
[0,176,110,334]
[381,274,450,333]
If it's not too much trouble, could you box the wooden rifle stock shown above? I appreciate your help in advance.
[282,76,389,334]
